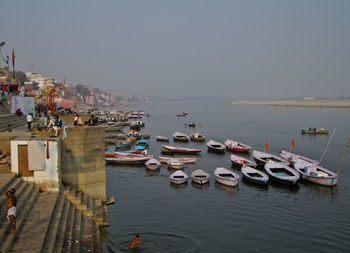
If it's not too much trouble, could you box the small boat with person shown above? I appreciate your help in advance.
[191,169,210,185]
[301,127,329,135]
[206,140,226,153]
[190,132,206,142]
[230,154,257,168]
[253,150,289,167]
[293,159,338,186]
[169,170,188,185]
[224,139,251,153]
[173,131,190,142]
[241,165,269,185]
[145,158,161,170]
[264,161,300,185]
[214,167,240,187]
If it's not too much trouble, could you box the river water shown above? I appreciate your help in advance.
[101,102,350,253]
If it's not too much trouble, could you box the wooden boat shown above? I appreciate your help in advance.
[253,150,289,167]
[293,159,337,186]
[105,139,116,145]
[130,120,144,129]
[161,145,202,154]
[241,165,269,185]
[167,159,184,170]
[301,127,329,135]
[105,126,123,132]
[224,139,251,153]
[187,122,196,127]
[141,134,150,139]
[280,150,319,165]
[230,154,257,168]
[264,161,300,185]
[191,169,210,185]
[127,130,142,137]
[169,170,188,184]
[190,132,206,142]
[206,140,226,153]
[214,167,240,187]
[135,139,149,148]
[156,136,169,142]
[106,153,153,164]
[145,158,161,170]
[115,141,131,149]
[173,131,190,142]
[158,156,196,164]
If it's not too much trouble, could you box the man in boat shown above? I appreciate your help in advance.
[5,188,17,235]
[129,234,142,249]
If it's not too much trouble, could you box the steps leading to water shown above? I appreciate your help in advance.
[0,175,106,253]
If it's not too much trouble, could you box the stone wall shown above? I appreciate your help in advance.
[0,136,16,155]
[60,126,106,200]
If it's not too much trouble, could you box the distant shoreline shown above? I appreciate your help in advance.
[231,100,350,108]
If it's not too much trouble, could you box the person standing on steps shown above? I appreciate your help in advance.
[27,113,33,131]
[5,188,16,235]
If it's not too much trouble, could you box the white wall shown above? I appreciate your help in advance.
[11,140,61,191]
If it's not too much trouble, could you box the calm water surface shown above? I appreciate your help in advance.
[101,102,350,253]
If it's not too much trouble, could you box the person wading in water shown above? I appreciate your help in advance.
[129,234,141,249]
[5,188,17,234]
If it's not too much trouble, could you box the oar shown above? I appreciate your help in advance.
[337,138,350,176]
[319,128,336,164]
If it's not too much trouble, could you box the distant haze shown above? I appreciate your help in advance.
[1,0,349,99]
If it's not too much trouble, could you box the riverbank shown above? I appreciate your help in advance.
[231,100,350,108]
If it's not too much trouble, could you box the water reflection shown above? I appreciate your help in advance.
[191,181,210,191]
[169,182,188,189]
[269,181,300,194]
[145,169,160,176]
[214,181,239,195]
[300,181,338,197]
[242,177,269,192]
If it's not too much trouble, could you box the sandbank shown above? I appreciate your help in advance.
[231,100,350,108]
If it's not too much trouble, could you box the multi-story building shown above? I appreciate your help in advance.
[25,72,55,90]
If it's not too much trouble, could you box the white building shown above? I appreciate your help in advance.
[26,72,55,90]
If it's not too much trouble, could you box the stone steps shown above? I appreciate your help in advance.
[0,175,104,253]
[0,114,27,132]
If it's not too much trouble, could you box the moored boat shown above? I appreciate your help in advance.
[230,154,257,168]
[190,132,206,142]
[241,165,269,185]
[145,158,161,170]
[187,121,196,127]
[115,141,131,150]
[169,170,188,184]
[173,131,190,142]
[156,136,169,142]
[167,159,184,170]
[224,139,251,153]
[191,169,210,185]
[253,150,289,167]
[264,161,300,185]
[214,167,240,187]
[301,127,329,135]
[206,140,226,153]
[280,150,319,166]
[135,139,149,148]
[161,145,202,154]
[293,159,337,186]
[158,156,196,164]
[106,153,153,164]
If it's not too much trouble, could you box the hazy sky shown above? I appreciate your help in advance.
[1,0,349,99]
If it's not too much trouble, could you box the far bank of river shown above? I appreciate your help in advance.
[232,100,350,108]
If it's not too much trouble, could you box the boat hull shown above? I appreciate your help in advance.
[215,177,238,187]
[302,175,338,186]
[192,178,210,185]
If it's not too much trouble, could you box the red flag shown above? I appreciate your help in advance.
[292,139,295,150]
[12,49,15,66]
[265,141,269,151]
